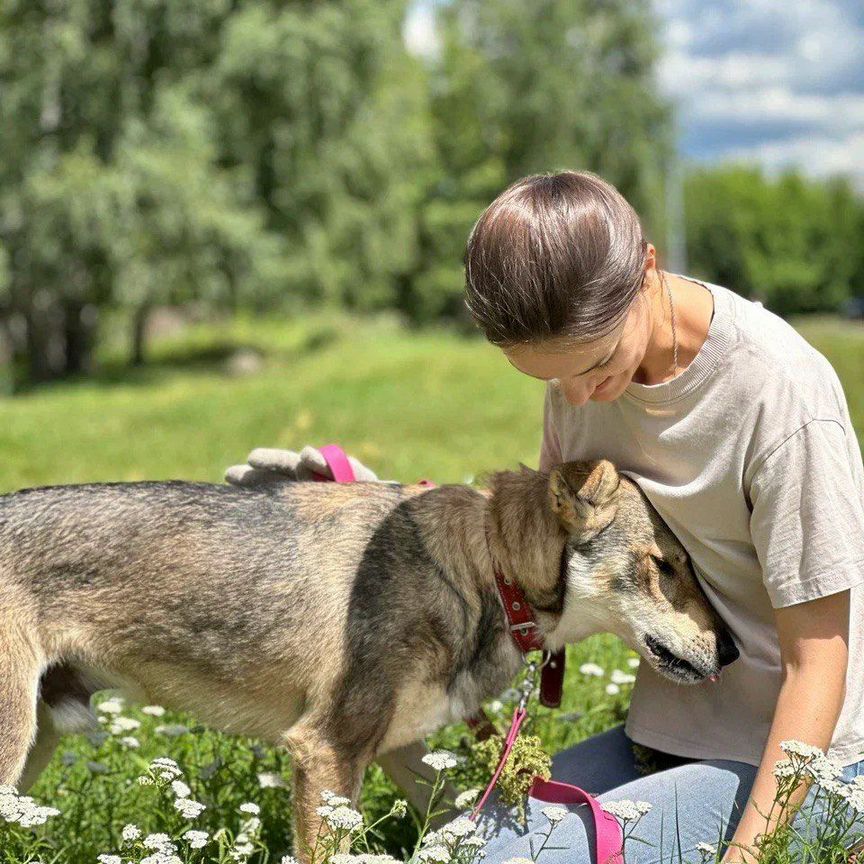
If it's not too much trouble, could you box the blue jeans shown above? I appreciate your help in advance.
[475,725,864,863]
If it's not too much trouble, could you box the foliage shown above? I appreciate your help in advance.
[684,166,864,315]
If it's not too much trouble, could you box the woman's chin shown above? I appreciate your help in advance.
[590,376,628,402]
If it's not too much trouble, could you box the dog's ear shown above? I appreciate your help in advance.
[548,460,620,543]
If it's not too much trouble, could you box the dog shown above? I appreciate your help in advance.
[0,459,738,856]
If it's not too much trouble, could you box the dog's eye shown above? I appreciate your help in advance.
[652,556,676,578]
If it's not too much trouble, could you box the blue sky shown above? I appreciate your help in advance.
[404,0,864,188]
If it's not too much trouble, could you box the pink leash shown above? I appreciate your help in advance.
[313,445,624,864]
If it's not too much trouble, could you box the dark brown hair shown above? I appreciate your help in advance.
[464,170,648,349]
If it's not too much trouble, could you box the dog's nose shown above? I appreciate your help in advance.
[718,631,739,667]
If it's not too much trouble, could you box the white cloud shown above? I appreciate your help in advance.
[656,0,864,184]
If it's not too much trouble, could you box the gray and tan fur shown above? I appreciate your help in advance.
[0,460,737,858]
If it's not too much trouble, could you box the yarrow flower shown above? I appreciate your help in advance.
[183,829,210,848]
[171,780,191,799]
[257,771,288,789]
[421,750,459,771]
[0,786,61,827]
[319,804,363,831]
[455,788,480,809]
[391,798,408,818]
[122,823,142,842]
[605,683,621,696]
[418,844,451,863]
[610,669,636,685]
[97,856,122,864]
[696,841,718,859]
[542,805,568,824]
[579,662,605,677]
[174,797,206,819]
[439,816,478,841]
[779,740,823,760]
[109,716,141,734]
[142,704,166,716]
[602,800,652,822]
[239,801,261,814]
[148,757,183,782]
[96,696,124,714]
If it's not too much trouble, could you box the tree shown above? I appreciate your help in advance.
[684,167,864,315]
[402,0,674,322]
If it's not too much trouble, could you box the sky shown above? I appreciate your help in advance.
[404,0,864,189]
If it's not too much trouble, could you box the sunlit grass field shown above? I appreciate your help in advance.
[0,311,862,862]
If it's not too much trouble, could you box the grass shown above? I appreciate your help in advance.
[1,310,863,863]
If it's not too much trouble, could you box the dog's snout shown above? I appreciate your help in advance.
[718,630,739,667]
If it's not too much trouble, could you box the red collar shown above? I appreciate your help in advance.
[488,545,566,709]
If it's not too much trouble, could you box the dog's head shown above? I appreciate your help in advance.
[547,460,738,684]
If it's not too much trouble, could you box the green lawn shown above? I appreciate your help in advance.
[1,311,862,862]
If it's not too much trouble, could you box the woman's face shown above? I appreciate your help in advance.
[503,292,653,406]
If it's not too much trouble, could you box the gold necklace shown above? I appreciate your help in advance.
[665,277,679,375]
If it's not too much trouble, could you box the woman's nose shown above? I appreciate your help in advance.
[559,377,593,407]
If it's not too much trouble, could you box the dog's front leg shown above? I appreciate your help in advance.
[283,724,365,864]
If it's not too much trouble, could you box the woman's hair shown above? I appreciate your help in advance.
[464,170,648,349]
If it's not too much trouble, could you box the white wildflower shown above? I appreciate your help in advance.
[418,844,451,863]
[122,823,141,842]
[171,780,191,799]
[119,736,140,749]
[96,697,124,714]
[773,759,796,779]
[422,750,458,771]
[780,740,823,760]
[183,829,209,848]
[143,833,175,851]
[174,797,206,818]
[97,856,122,864]
[605,683,621,696]
[602,799,652,822]
[463,836,486,849]
[696,841,717,859]
[142,705,166,716]
[138,776,155,786]
[257,771,288,789]
[239,801,260,814]
[109,716,141,734]
[806,754,843,785]
[502,858,535,864]
[542,805,568,824]
[610,669,636,685]
[280,858,300,864]
[579,662,605,677]
[149,757,182,781]
[455,788,480,809]
[391,798,408,817]
[439,816,477,841]
[627,657,640,669]
[322,804,363,831]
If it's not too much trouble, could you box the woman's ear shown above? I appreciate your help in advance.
[548,460,620,543]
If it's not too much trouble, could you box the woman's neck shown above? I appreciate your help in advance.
[635,271,714,385]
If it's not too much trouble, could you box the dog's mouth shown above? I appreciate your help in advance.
[643,635,710,684]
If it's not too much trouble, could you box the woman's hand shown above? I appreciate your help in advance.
[224,445,382,487]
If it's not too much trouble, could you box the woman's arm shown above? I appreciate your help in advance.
[722,589,850,863]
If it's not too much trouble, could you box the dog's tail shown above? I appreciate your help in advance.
[0,617,43,787]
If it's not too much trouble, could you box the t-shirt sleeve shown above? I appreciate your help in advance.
[749,418,864,608]
[538,384,563,472]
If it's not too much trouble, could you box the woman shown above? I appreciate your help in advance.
[228,171,864,862]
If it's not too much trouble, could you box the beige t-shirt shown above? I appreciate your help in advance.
[539,277,864,766]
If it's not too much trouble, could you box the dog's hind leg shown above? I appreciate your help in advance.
[0,625,43,788]
[17,702,62,792]
[283,720,366,863]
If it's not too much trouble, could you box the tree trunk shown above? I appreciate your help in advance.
[63,302,97,375]
[131,304,150,366]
